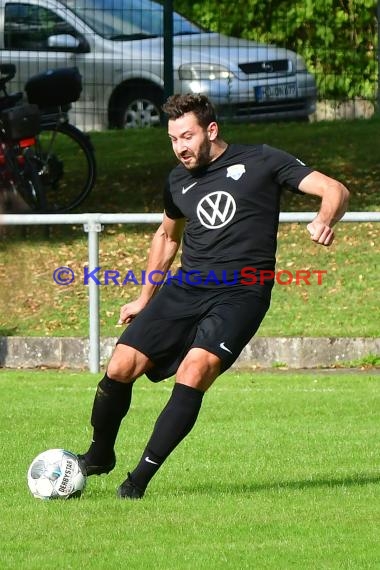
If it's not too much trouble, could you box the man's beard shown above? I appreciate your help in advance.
[182,137,212,171]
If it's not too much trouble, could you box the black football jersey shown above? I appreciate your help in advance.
[164,143,314,286]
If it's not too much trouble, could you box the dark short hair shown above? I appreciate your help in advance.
[162,94,217,129]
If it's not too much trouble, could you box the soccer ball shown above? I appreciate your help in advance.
[27,449,86,500]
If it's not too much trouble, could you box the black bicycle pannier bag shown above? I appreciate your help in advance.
[0,103,40,140]
[25,67,82,107]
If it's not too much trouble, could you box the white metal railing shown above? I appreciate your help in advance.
[2,211,380,372]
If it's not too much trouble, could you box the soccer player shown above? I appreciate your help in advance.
[78,94,350,499]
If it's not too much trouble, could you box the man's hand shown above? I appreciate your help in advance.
[299,171,349,247]
[117,298,148,326]
[307,220,335,246]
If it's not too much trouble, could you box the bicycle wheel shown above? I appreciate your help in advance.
[31,122,96,213]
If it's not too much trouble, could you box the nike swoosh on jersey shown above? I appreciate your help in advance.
[219,342,233,354]
[182,181,197,194]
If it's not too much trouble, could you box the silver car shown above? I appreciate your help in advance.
[0,0,317,130]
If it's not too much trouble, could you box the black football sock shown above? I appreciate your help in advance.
[129,383,204,491]
[83,373,134,465]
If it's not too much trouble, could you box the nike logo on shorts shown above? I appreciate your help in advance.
[182,181,197,194]
[145,456,159,465]
[219,342,233,354]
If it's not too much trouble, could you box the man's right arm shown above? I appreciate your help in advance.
[118,213,185,325]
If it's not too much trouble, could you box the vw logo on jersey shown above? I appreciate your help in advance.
[196,191,236,229]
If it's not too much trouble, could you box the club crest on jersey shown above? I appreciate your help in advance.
[196,191,236,229]
[226,164,246,181]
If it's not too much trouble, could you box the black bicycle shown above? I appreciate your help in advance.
[0,64,96,213]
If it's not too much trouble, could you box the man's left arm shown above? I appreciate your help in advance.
[298,171,350,246]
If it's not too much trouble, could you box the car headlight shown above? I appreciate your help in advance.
[178,63,234,81]
[295,55,307,72]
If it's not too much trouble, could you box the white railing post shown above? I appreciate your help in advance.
[83,219,103,373]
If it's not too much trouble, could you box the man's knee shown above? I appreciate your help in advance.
[107,344,152,382]
[176,348,221,391]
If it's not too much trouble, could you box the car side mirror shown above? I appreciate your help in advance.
[47,34,90,54]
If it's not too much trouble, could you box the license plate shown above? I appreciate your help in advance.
[255,83,297,102]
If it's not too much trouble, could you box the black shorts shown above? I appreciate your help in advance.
[117,281,271,382]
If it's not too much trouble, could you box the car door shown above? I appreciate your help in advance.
[0,1,98,128]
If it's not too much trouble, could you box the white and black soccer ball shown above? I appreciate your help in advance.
[27,449,86,500]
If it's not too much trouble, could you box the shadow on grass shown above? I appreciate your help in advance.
[180,473,380,496]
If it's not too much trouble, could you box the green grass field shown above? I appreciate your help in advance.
[83,116,380,213]
[1,369,379,569]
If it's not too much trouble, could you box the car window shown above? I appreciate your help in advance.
[62,0,202,39]
[4,2,77,50]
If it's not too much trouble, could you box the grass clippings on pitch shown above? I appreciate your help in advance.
[0,369,379,569]
[0,221,378,338]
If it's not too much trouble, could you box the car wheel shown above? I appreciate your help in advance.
[115,88,164,128]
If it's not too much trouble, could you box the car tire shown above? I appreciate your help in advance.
[114,86,164,128]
